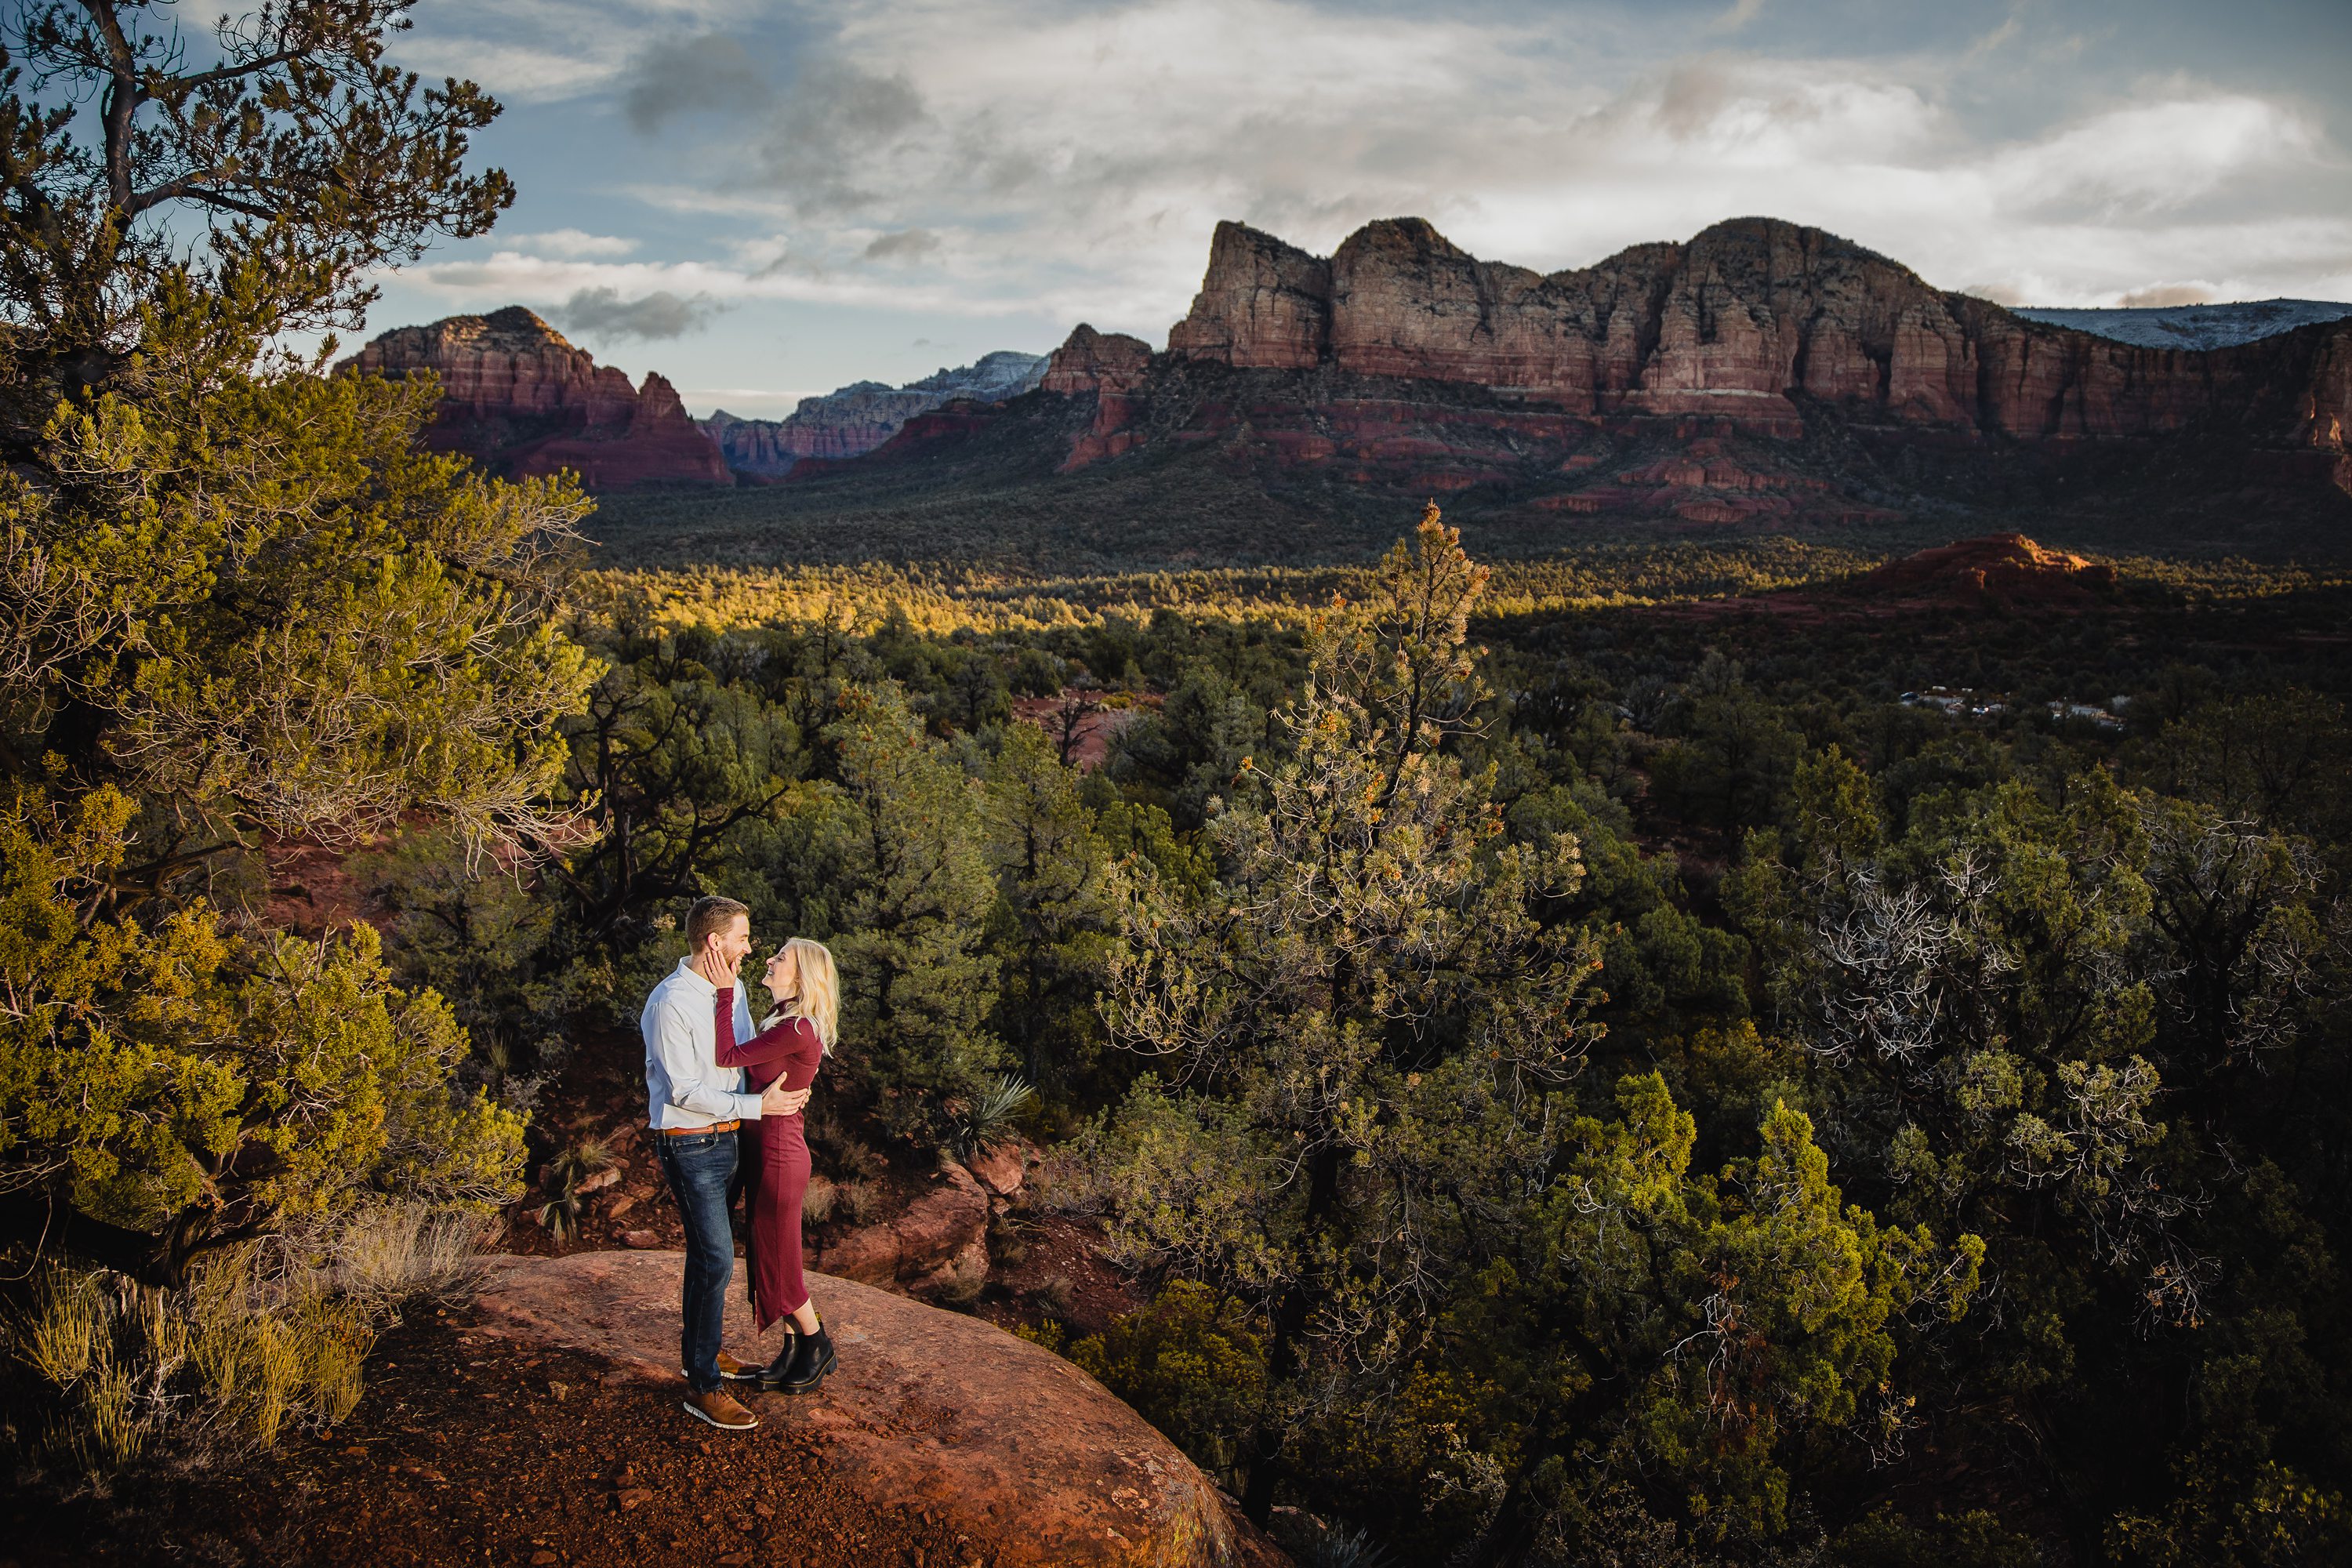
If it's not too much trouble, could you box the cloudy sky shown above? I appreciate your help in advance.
[366,0,2352,418]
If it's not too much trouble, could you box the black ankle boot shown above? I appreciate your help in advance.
[767,1322,836,1394]
[754,1327,798,1385]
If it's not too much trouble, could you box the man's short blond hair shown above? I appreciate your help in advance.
[686,895,750,950]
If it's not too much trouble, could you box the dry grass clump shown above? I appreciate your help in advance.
[4,1202,492,1479]
[833,1179,881,1225]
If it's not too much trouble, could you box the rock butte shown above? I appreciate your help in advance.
[1035,216,2352,509]
[1858,532,2118,605]
[341,217,2352,518]
[470,1252,1286,1568]
[342,307,731,488]
[1138,216,2352,443]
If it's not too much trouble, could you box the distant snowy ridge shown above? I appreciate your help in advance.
[2009,299,2352,352]
[701,350,1047,477]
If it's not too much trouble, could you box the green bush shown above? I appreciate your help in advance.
[1069,1280,1269,1493]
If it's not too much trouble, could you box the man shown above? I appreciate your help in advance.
[644,895,811,1431]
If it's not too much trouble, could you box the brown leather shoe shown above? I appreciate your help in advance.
[677,1352,760,1381]
[681,1388,759,1431]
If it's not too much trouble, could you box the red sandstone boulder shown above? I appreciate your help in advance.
[342,307,731,489]
[817,1160,992,1294]
[470,1252,1286,1568]
[967,1140,1029,1199]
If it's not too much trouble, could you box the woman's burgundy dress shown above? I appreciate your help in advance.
[717,1014,824,1329]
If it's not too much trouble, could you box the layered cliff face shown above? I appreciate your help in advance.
[1153,216,2352,449]
[343,307,731,488]
[1021,216,2352,524]
[1036,325,1155,470]
[1164,223,1331,369]
[702,350,1048,477]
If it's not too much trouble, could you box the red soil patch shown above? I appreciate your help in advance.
[976,1209,1150,1341]
[1009,690,1159,772]
[0,1305,974,1568]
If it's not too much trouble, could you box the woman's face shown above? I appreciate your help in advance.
[764,946,800,998]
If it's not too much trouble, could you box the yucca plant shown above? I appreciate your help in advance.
[535,1139,618,1243]
[951,1073,1036,1163]
[1301,1526,1395,1568]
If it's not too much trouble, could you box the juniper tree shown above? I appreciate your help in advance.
[0,788,526,1281]
[982,719,1119,1097]
[0,2,572,1283]
[2,1,587,882]
[765,682,1004,1138]
[1094,508,1602,1520]
[1729,748,2352,1558]
[0,0,510,450]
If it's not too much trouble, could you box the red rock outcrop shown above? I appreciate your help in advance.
[1857,532,2118,606]
[1042,325,1158,470]
[1163,216,2352,452]
[342,307,731,488]
[815,1160,993,1296]
[1042,324,1155,397]
[1167,223,1331,368]
[470,1252,1287,1568]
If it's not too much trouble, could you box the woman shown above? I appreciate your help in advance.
[714,935,840,1394]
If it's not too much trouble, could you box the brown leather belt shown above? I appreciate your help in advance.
[657,1120,741,1136]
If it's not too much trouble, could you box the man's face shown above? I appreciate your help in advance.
[707,914,753,978]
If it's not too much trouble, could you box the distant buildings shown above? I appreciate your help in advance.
[1899,688,2129,731]
[1900,686,2011,720]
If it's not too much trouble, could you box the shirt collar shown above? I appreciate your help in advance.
[671,956,726,1000]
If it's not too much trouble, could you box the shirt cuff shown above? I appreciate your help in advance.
[734,1091,763,1120]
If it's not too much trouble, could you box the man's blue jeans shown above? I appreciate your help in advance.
[655,1128,738,1394]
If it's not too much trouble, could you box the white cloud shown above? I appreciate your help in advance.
[393,0,764,100]
[508,228,641,258]
[389,0,2352,345]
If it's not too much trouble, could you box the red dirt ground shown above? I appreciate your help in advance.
[0,1302,984,1568]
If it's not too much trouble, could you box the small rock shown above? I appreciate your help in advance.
[966,1142,1026,1197]
[532,1554,560,1566]
[622,1229,662,1249]
[617,1487,654,1512]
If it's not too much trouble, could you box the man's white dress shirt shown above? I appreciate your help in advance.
[643,957,765,1130]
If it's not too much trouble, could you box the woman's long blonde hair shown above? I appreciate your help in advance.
[768,936,839,1051]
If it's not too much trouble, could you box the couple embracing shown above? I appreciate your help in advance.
[641,895,840,1432]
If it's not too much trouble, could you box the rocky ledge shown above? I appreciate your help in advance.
[470,1251,1285,1568]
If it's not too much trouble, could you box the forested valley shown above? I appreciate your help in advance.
[2,4,2350,1566]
